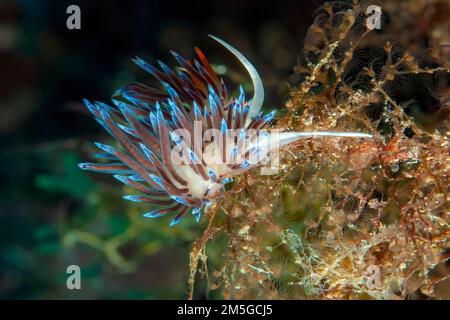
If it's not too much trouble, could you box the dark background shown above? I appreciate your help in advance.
[0,0,321,299]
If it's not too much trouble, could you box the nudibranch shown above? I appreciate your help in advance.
[79,35,372,226]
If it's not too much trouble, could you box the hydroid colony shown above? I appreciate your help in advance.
[188,0,449,299]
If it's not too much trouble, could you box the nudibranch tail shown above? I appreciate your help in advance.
[276,131,373,147]
[208,35,264,126]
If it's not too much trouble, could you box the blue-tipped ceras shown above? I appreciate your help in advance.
[79,35,372,227]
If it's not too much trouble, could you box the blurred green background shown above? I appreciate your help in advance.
[0,0,320,299]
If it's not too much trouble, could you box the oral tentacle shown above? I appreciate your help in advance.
[208,35,264,126]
